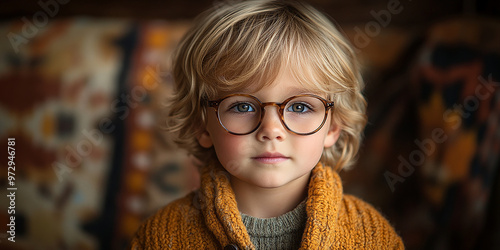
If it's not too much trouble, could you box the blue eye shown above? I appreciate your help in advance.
[287,103,311,113]
[232,103,255,112]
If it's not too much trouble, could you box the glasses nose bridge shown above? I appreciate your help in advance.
[259,101,287,128]
[260,101,284,115]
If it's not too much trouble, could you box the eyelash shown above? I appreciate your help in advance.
[286,102,314,113]
[228,102,256,113]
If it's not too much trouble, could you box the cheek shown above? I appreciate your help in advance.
[210,131,254,173]
[300,136,325,158]
[206,114,257,172]
[293,131,329,164]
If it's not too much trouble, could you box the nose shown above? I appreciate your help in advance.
[256,106,287,141]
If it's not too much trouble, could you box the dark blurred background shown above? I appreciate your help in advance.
[0,0,499,249]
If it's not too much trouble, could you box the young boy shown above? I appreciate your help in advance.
[131,0,404,249]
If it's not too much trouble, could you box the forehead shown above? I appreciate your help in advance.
[214,65,330,100]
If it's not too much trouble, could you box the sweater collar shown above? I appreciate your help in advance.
[198,161,343,249]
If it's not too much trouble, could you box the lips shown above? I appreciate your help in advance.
[252,152,290,164]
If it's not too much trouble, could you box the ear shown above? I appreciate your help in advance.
[197,130,213,148]
[323,122,341,148]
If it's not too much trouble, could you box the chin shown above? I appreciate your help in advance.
[252,177,289,189]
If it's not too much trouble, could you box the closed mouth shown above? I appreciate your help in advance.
[252,152,290,164]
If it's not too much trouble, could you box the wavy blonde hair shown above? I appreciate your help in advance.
[166,0,367,171]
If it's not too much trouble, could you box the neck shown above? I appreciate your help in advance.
[231,172,310,218]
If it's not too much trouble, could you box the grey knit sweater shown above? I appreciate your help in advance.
[240,201,307,249]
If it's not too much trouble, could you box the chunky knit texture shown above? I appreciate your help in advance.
[130,163,405,249]
[240,200,307,249]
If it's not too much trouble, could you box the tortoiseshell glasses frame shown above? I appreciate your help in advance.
[207,94,334,135]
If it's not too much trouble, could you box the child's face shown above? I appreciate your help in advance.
[198,68,340,189]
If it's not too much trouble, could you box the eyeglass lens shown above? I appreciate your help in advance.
[216,95,327,134]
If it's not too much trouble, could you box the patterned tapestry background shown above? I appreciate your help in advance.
[0,15,499,250]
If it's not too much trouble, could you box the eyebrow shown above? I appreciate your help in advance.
[212,85,327,101]
[234,86,323,96]
[286,87,323,96]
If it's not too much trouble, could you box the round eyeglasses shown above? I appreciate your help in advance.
[207,94,334,135]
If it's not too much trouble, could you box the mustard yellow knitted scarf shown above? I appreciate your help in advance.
[130,163,404,249]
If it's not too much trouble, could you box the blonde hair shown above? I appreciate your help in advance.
[167,0,367,171]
